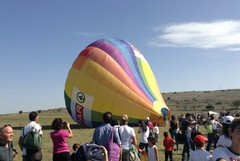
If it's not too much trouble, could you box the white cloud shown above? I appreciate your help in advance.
[226,48,240,51]
[150,20,240,51]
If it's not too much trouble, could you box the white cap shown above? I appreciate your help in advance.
[146,117,150,120]
[222,115,234,124]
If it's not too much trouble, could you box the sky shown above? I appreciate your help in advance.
[1,1,240,114]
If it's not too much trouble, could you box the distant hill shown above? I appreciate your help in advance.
[163,89,240,114]
[44,89,240,115]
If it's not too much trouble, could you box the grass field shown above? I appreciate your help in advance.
[3,89,237,160]
[0,110,209,161]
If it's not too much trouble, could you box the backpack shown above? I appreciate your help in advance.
[22,127,42,150]
[104,128,121,161]
[74,143,103,161]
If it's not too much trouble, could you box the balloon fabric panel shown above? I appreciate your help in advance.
[64,38,169,127]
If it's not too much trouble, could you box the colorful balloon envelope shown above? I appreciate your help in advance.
[64,38,169,127]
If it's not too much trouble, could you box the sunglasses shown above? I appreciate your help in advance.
[0,124,12,130]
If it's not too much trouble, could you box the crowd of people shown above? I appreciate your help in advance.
[1,110,240,161]
[169,112,240,161]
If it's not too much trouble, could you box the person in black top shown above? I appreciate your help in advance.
[181,113,193,161]
[70,143,80,161]
[170,115,179,150]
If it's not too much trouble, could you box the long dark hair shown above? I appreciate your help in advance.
[139,120,147,132]
[222,123,231,138]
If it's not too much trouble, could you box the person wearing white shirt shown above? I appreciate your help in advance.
[189,135,212,161]
[212,118,240,161]
[18,111,43,161]
[138,120,149,153]
[152,123,159,142]
[218,115,234,147]
[119,114,140,161]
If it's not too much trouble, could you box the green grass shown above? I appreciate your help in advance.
[1,110,208,161]
[2,89,236,160]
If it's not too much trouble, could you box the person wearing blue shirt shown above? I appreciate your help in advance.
[92,112,121,146]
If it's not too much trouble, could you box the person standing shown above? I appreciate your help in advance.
[205,114,222,151]
[147,136,159,161]
[119,114,140,161]
[170,115,179,150]
[152,123,159,143]
[138,120,149,153]
[212,118,240,161]
[0,125,14,161]
[218,115,234,147]
[50,118,73,161]
[18,111,43,161]
[181,113,193,161]
[92,111,122,161]
[145,117,153,136]
[163,131,175,161]
[189,135,212,161]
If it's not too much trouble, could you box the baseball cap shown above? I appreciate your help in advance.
[222,115,234,124]
[194,135,208,145]
[146,117,150,120]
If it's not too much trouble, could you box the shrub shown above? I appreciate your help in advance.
[232,100,240,108]
[205,104,214,110]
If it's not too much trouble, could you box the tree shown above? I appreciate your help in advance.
[205,104,214,111]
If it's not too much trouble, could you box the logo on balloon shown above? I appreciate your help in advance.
[75,103,84,126]
[77,92,85,103]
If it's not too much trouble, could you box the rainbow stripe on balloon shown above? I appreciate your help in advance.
[64,38,169,127]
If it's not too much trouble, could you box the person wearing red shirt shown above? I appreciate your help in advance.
[163,131,175,161]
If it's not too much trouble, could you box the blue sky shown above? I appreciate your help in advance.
[1,1,240,114]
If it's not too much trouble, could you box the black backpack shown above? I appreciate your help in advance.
[74,143,103,161]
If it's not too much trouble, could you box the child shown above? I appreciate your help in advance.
[152,122,159,142]
[189,135,212,161]
[70,143,80,161]
[163,131,175,161]
[147,136,159,161]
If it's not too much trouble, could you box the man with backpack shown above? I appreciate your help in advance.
[18,111,43,161]
[92,111,122,161]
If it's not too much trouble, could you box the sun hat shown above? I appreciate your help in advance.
[222,115,234,124]
[194,135,208,145]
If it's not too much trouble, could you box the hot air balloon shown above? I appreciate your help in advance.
[64,38,169,127]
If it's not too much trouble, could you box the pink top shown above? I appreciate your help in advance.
[50,129,70,154]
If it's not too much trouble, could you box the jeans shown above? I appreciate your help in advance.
[171,129,179,150]
[182,130,192,161]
